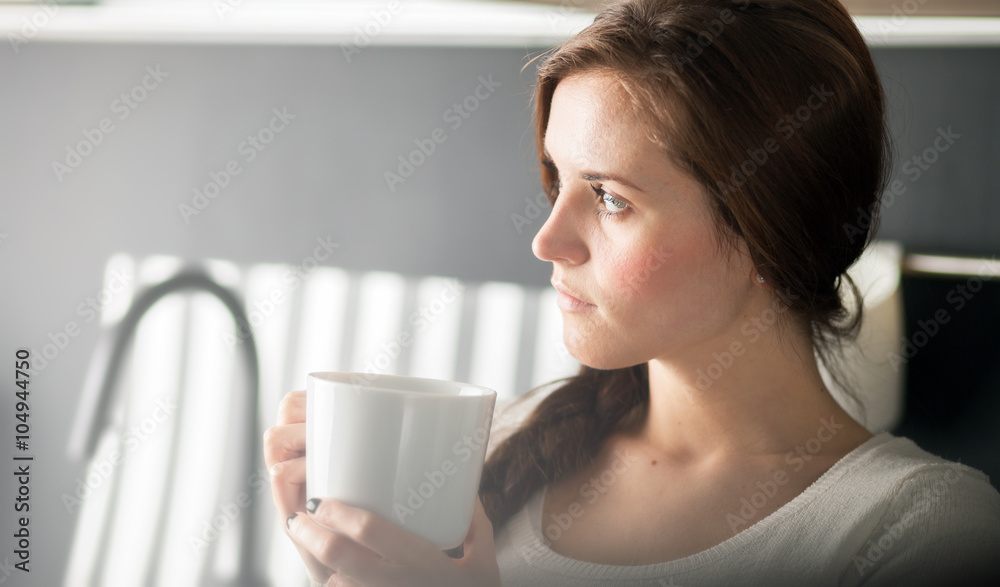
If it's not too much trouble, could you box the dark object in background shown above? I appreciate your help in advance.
[893,272,1000,490]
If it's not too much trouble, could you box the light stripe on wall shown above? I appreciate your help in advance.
[469,282,524,399]
[408,276,465,381]
[349,271,407,375]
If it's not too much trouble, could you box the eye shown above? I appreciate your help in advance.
[592,185,628,217]
[602,192,627,212]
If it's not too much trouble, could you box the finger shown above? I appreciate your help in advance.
[310,571,367,587]
[287,512,387,579]
[271,482,338,585]
[277,390,306,425]
[326,575,365,587]
[270,455,306,486]
[268,455,306,518]
[307,498,440,563]
[463,498,496,557]
[263,422,305,469]
[458,498,500,582]
[293,540,337,587]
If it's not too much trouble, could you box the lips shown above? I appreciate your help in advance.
[552,280,596,312]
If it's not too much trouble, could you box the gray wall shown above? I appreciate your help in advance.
[0,40,997,586]
[0,42,549,587]
[875,47,1000,255]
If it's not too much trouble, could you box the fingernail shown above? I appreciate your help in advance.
[286,513,297,529]
[269,463,281,477]
[306,498,320,513]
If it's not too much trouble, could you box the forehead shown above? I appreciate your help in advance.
[544,72,645,162]
[543,72,712,216]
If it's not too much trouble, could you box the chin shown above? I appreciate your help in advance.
[564,338,645,372]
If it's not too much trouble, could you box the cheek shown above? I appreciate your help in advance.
[605,242,678,299]
[609,255,671,299]
[602,237,731,334]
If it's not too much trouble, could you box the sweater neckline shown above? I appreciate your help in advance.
[508,430,897,579]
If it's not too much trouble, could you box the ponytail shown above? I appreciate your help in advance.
[482,0,888,536]
[479,364,649,532]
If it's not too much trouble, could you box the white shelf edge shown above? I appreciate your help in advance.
[1,2,1000,47]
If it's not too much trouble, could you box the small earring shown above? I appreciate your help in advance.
[756,274,766,284]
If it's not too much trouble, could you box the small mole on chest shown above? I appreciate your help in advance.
[651,460,657,465]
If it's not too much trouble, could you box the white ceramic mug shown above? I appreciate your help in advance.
[306,372,497,550]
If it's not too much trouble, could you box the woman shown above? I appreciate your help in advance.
[264,0,1000,584]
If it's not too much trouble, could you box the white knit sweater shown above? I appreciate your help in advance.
[492,431,1000,586]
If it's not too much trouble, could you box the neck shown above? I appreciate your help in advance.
[636,317,869,464]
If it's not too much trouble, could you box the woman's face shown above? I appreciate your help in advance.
[533,72,759,370]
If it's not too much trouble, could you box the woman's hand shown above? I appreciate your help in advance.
[286,494,499,587]
[264,390,329,580]
[263,390,501,587]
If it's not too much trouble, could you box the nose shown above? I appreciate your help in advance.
[531,190,588,265]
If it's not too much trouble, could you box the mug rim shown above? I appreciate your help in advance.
[307,371,497,399]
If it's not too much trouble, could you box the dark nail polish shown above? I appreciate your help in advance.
[286,513,297,529]
[306,498,320,513]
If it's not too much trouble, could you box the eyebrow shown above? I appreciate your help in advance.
[542,149,646,194]
[580,172,645,193]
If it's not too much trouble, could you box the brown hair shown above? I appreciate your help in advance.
[480,0,891,532]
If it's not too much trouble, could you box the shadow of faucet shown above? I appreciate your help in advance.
[67,268,266,587]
